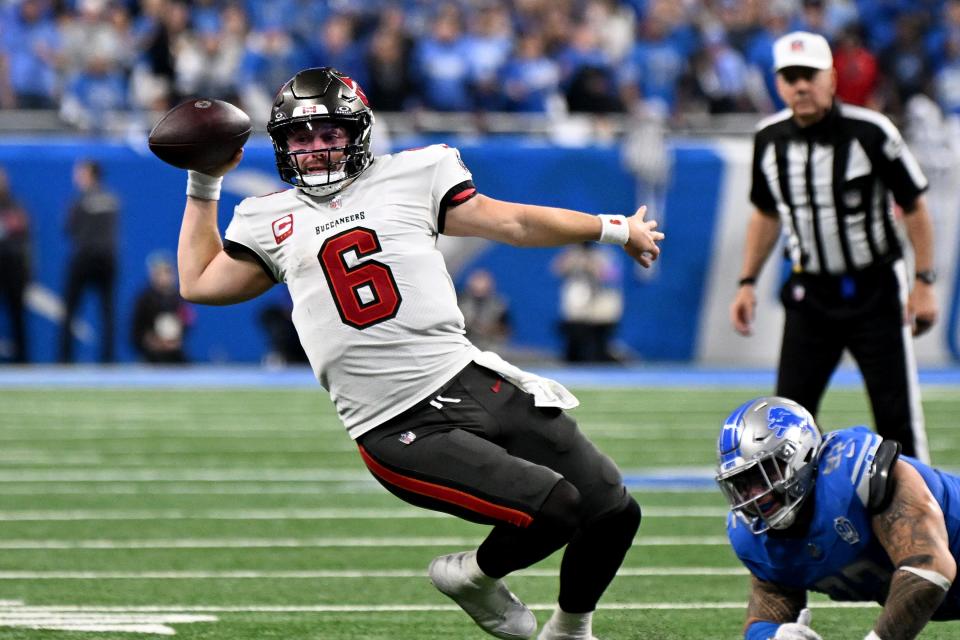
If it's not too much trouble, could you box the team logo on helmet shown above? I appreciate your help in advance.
[767,407,813,438]
[338,75,370,107]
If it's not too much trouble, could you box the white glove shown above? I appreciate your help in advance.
[773,609,823,640]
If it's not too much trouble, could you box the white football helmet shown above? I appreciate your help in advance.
[716,397,822,533]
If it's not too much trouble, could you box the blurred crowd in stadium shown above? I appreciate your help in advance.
[2,0,960,131]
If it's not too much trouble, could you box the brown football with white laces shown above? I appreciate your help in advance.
[148,99,251,172]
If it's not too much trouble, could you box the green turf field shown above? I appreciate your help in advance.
[1,385,959,639]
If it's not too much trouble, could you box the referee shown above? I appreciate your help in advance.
[730,31,937,463]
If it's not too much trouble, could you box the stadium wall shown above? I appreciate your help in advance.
[1,136,956,365]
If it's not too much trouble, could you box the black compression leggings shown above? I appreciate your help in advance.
[477,484,641,613]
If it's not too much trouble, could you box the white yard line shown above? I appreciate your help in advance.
[0,602,217,635]
[0,536,730,549]
[0,469,370,481]
[0,567,749,579]
[0,506,727,520]
[0,484,386,495]
[0,484,721,496]
[0,602,881,613]
[0,467,728,484]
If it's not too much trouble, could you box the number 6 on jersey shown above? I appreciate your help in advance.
[319,227,402,329]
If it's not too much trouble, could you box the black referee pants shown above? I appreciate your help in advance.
[59,251,116,363]
[775,264,926,461]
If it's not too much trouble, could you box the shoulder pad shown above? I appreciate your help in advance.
[868,439,902,513]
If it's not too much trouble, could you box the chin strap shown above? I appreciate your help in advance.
[298,175,356,197]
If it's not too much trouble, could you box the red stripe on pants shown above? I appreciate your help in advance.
[358,444,533,527]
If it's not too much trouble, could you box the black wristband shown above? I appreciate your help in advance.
[738,276,757,287]
[916,270,937,285]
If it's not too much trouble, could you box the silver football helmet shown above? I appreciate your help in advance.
[715,396,822,533]
[267,67,374,197]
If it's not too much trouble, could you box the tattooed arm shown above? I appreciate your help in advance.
[744,574,807,630]
[870,461,956,640]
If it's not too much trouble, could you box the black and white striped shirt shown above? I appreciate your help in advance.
[750,102,928,275]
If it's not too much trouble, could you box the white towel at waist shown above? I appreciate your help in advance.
[472,350,579,410]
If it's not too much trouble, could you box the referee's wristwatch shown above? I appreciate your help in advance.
[916,270,937,285]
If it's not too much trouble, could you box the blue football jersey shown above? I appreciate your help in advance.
[728,426,960,618]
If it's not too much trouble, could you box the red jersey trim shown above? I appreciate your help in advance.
[438,179,478,234]
[451,187,477,203]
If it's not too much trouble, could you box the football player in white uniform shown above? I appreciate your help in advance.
[176,67,664,640]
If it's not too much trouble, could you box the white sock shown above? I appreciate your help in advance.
[545,607,593,637]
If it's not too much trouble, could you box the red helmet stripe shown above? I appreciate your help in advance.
[337,75,370,107]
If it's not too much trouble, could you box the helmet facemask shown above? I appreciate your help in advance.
[715,397,822,534]
[272,119,368,197]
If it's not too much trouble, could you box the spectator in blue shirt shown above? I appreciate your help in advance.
[933,33,960,114]
[793,0,859,41]
[744,2,793,111]
[555,20,622,113]
[309,13,369,89]
[60,56,127,131]
[878,12,934,117]
[854,0,917,53]
[555,20,611,92]
[1,0,61,109]
[244,0,300,34]
[500,29,560,113]
[237,23,311,123]
[411,4,473,111]
[924,0,960,71]
[462,1,513,111]
[694,25,752,114]
[618,4,694,116]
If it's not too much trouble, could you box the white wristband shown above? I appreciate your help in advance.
[186,170,223,201]
[864,631,882,640]
[598,214,629,245]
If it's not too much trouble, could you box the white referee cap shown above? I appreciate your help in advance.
[773,31,833,71]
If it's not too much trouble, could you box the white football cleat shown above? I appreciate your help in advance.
[429,551,537,639]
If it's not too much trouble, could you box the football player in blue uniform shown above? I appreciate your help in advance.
[715,396,960,640]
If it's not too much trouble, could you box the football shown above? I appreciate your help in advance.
[148,99,252,172]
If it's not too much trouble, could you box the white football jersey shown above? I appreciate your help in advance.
[224,145,480,438]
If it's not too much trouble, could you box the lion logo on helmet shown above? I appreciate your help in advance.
[767,407,814,439]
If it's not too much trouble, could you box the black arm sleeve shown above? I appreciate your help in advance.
[437,179,477,234]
